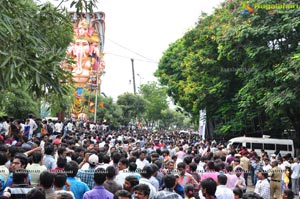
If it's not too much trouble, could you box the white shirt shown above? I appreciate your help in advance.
[28,118,37,135]
[54,122,63,133]
[114,169,131,187]
[2,121,8,136]
[279,163,286,180]
[215,185,234,199]
[67,122,73,131]
[255,179,270,199]
[95,163,110,170]
[291,162,300,179]
[136,158,149,170]
[0,165,9,182]
[263,164,272,172]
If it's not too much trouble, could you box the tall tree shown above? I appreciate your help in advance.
[139,82,169,126]
[155,11,244,137]
[155,0,300,143]
[218,0,300,141]
[117,93,147,126]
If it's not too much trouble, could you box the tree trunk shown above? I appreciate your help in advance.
[286,108,300,156]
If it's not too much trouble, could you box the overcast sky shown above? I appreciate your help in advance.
[48,0,224,100]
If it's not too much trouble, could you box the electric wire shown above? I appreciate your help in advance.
[105,37,159,63]
[104,52,159,64]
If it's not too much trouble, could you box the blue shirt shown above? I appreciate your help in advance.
[43,154,56,170]
[83,185,114,199]
[67,177,90,199]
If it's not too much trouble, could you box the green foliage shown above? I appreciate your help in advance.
[155,0,300,140]
[82,90,123,128]
[46,86,75,116]
[0,0,73,97]
[70,0,98,14]
[0,85,39,119]
[115,83,191,129]
[117,93,147,125]
[160,109,191,129]
[139,82,169,124]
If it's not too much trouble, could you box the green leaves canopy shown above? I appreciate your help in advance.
[155,0,300,140]
[0,0,73,97]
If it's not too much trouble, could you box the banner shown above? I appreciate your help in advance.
[199,109,206,140]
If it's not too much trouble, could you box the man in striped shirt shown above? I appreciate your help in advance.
[2,168,33,199]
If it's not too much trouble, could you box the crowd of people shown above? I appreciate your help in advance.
[0,115,299,199]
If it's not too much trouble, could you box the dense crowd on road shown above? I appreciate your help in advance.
[0,115,299,199]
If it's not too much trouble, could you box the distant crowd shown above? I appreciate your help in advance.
[0,115,299,199]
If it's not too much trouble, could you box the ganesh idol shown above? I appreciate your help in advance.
[67,19,96,86]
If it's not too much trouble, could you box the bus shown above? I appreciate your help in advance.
[226,136,294,157]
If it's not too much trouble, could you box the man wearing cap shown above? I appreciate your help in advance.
[269,160,282,199]
[77,153,99,189]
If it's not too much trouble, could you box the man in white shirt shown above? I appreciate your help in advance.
[254,169,270,199]
[0,117,6,135]
[66,121,74,133]
[262,158,272,173]
[136,150,149,170]
[215,174,234,199]
[28,114,37,139]
[114,158,130,187]
[54,121,63,134]
[290,157,299,195]
[1,116,9,136]
[26,151,47,187]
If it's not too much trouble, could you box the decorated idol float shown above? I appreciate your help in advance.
[62,10,105,121]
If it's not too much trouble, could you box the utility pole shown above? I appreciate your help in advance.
[94,68,99,123]
[131,58,137,94]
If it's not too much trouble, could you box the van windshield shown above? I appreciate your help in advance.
[232,142,242,149]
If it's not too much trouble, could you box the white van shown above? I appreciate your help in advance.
[226,136,294,157]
